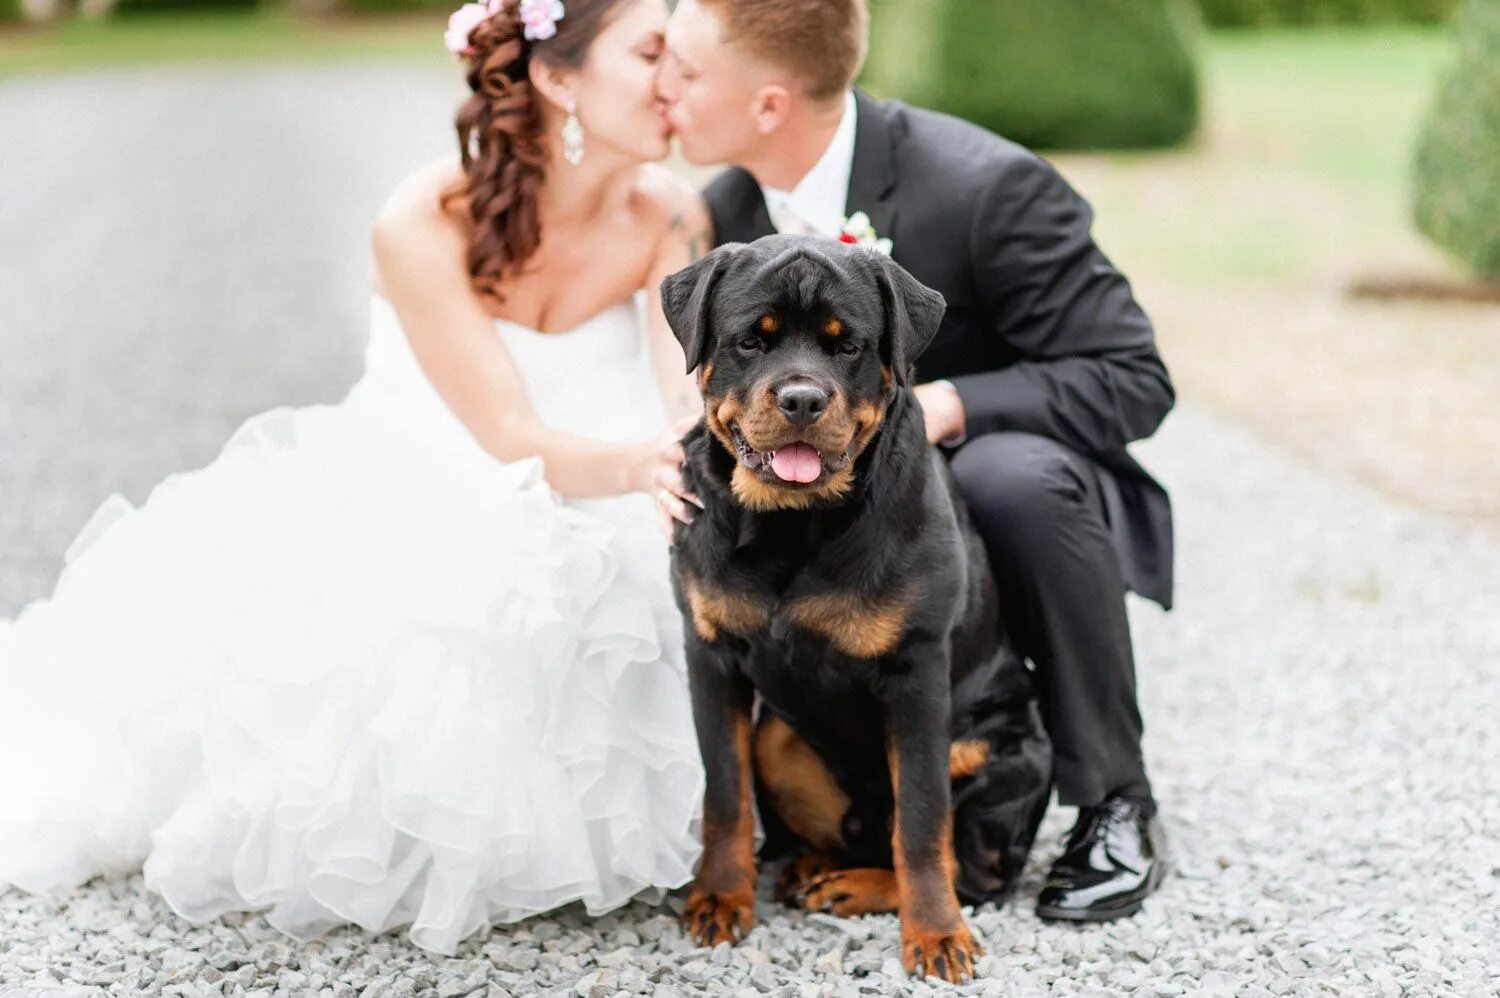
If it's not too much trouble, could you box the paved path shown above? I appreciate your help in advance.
[3,64,1499,997]
[0,62,460,614]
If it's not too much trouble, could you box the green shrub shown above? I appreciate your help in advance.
[0,0,21,21]
[113,0,262,14]
[1196,0,1459,26]
[863,0,1201,150]
[339,0,451,10]
[1413,0,1500,279]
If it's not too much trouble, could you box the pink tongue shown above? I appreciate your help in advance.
[770,443,822,483]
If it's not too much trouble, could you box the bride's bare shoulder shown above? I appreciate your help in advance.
[371,158,468,295]
[627,164,711,250]
[374,158,468,248]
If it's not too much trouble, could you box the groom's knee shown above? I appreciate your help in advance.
[947,432,1101,554]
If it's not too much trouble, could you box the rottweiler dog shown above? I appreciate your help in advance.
[660,235,1052,984]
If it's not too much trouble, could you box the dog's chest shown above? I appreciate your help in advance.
[681,543,910,662]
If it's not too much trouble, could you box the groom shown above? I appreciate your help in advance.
[654,0,1173,921]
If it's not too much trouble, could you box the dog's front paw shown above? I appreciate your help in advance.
[801,868,900,916]
[682,884,755,946]
[902,921,985,984]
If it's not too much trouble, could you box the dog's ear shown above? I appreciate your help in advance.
[661,243,743,374]
[872,253,946,384]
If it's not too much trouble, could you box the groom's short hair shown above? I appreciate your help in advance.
[698,0,869,102]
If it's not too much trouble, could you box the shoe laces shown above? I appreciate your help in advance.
[1057,797,1139,849]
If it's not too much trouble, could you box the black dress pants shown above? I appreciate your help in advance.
[944,431,1156,815]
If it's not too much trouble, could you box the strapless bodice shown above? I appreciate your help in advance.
[362,291,667,446]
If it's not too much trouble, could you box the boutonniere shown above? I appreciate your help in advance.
[838,212,893,256]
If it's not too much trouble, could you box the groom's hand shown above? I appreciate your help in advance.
[912,381,967,447]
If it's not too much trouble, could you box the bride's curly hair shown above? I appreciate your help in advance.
[440,0,627,304]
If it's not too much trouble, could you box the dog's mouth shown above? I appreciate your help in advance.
[731,423,851,485]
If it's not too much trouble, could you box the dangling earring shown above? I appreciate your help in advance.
[562,100,585,166]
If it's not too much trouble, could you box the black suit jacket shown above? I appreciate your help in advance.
[704,90,1176,609]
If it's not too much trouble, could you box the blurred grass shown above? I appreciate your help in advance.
[1050,26,1500,534]
[0,8,444,78]
[1209,28,1444,183]
[1063,27,1455,286]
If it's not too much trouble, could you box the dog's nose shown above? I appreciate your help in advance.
[775,383,829,430]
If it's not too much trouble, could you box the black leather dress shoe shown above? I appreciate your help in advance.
[1035,796,1166,922]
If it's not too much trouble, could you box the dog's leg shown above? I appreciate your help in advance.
[753,713,852,850]
[885,652,984,984]
[682,652,758,947]
[753,712,863,907]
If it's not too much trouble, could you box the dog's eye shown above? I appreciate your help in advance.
[837,341,861,357]
[736,336,764,354]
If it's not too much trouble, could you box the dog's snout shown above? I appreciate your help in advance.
[775,383,829,430]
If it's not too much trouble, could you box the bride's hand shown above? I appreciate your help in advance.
[641,414,704,538]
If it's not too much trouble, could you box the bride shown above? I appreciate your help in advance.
[0,0,727,956]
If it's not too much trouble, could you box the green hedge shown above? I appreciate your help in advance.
[338,0,451,10]
[113,0,262,13]
[1196,0,1459,26]
[1,0,20,21]
[1413,0,1500,279]
[863,0,1201,150]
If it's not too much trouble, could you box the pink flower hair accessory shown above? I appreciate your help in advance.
[444,0,503,58]
[443,0,564,58]
[518,0,565,41]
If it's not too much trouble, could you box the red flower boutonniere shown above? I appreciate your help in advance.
[837,212,893,255]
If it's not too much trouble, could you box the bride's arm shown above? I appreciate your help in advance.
[636,169,713,424]
[627,168,714,531]
[371,167,655,500]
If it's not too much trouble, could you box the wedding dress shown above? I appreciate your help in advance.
[0,292,729,955]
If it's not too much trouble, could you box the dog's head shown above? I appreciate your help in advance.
[662,235,945,512]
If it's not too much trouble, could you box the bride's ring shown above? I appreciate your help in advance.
[658,489,672,507]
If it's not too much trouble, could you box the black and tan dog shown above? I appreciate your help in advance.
[661,235,1052,984]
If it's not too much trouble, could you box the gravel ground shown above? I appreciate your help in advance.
[4,405,1498,996]
[5,64,1500,997]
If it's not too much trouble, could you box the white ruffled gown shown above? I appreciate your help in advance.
[0,292,720,955]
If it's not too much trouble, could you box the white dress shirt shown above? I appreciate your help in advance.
[758,90,859,239]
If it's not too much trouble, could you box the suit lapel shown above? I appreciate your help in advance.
[744,193,775,243]
[845,89,901,250]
